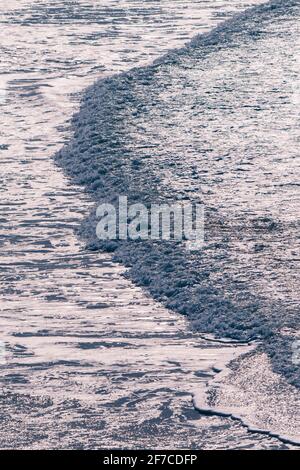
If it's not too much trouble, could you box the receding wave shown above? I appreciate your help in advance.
[56,0,300,388]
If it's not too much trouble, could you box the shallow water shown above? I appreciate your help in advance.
[58,0,299,381]
[0,0,296,449]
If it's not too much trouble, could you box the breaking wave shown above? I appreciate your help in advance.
[56,0,300,388]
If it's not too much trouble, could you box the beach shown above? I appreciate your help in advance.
[0,0,299,449]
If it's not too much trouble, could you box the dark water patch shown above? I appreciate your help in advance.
[264,335,300,388]
[1,2,163,26]
[1,374,29,384]
[77,341,135,349]
[85,302,111,309]
[194,370,214,378]
[68,418,106,431]
[0,392,53,409]
[11,360,92,370]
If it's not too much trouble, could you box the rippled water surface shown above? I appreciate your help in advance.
[0,0,297,449]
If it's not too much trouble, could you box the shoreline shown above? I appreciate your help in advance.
[56,0,299,390]
[2,0,297,450]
